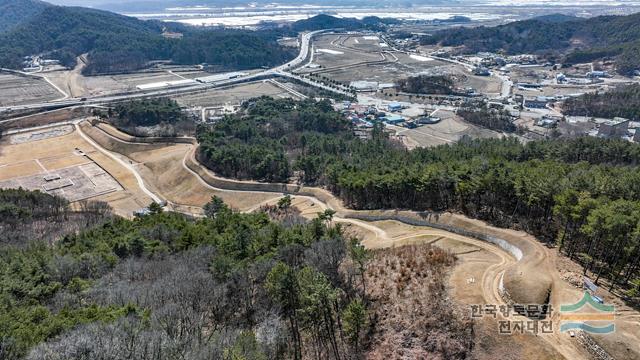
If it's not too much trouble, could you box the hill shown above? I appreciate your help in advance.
[290,14,392,32]
[196,97,640,313]
[0,2,294,74]
[0,0,50,33]
[530,13,580,23]
[423,12,640,75]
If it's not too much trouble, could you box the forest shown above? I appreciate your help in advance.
[0,4,294,74]
[562,84,640,120]
[95,98,196,137]
[110,98,186,127]
[196,97,640,302]
[0,188,112,247]
[0,0,49,33]
[422,12,640,75]
[456,102,517,132]
[396,75,455,95]
[289,14,395,32]
[0,188,472,359]
[196,96,353,183]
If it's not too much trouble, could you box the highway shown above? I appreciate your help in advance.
[0,30,348,114]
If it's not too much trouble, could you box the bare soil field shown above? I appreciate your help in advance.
[42,65,211,98]
[450,248,568,360]
[462,72,502,95]
[317,61,440,84]
[10,125,74,144]
[394,52,452,70]
[389,111,501,148]
[0,73,61,106]
[508,66,555,84]
[515,84,600,98]
[74,72,185,97]
[172,81,294,108]
[42,56,87,98]
[79,122,280,212]
[0,124,152,216]
[163,70,209,79]
[309,34,384,69]
[341,35,384,52]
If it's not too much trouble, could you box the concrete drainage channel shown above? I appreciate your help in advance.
[344,212,524,261]
[90,121,532,278]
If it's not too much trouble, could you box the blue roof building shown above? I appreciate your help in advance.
[384,114,405,124]
[387,102,402,112]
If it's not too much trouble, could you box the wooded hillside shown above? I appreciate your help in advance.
[0,0,49,33]
[197,96,354,183]
[196,98,640,302]
[0,189,472,359]
[423,12,640,74]
[0,4,294,74]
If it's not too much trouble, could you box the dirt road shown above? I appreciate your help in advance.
[79,120,640,360]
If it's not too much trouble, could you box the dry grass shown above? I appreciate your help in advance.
[0,108,89,132]
[0,125,153,217]
[365,244,473,360]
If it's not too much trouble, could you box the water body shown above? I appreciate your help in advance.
[123,4,510,27]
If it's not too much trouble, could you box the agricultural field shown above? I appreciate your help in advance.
[81,72,188,96]
[299,35,501,95]
[0,73,61,106]
[172,81,297,108]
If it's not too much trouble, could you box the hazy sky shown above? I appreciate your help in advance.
[44,0,640,11]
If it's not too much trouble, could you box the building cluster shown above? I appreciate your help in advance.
[22,56,60,72]
[335,100,441,137]
[457,52,539,68]
[590,117,640,142]
[350,80,395,92]
[556,73,604,85]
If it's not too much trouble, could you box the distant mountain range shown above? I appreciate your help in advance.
[49,0,459,12]
[5,0,640,76]
[423,12,640,74]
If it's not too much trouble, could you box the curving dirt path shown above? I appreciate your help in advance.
[78,120,640,360]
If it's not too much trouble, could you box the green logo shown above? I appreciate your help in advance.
[559,292,615,334]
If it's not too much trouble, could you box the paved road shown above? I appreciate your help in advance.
[0,30,341,113]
